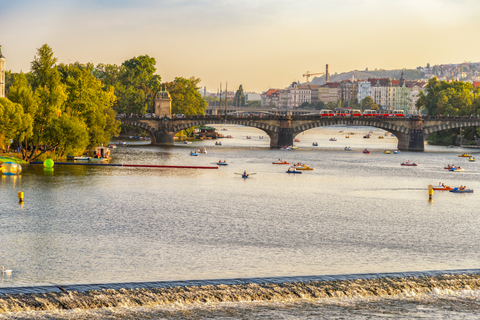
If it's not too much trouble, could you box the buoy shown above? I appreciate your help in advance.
[18,191,24,203]
[44,158,54,168]
[428,185,433,201]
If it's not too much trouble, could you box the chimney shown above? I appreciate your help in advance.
[326,64,329,83]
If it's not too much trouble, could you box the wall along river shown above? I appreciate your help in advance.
[1,125,480,319]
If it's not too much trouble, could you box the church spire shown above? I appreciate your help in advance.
[0,45,5,59]
[399,69,405,86]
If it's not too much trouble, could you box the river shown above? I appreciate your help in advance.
[1,124,480,319]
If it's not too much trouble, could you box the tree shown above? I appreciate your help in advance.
[313,101,325,110]
[0,98,32,150]
[299,101,311,109]
[360,96,378,111]
[165,77,207,115]
[233,85,245,107]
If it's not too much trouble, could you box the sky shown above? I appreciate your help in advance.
[1,0,480,93]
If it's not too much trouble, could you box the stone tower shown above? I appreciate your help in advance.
[0,46,5,98]
[154,90,172,117]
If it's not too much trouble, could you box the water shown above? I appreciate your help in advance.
[1,125,480,318]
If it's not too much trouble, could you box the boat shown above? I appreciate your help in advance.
[447,145,455,148]
[344,147,352,151]
[401,162,417,166]
[450,187,473,193]
[294,139,300,142]
[378,136,384,139]
[444,165,455,170]
[184,141,192,144]
[363,149,370,154]
[225,135,232,138]
[246,136,251,139]
[190,151,198,156]
[469,157,475,162]
[458,153,472,157]
[67,155,90,160]
[384,150,391,154]
[432,186,453,191]
[363,134,371,139]
[215,141,222,145]
[295,166,314,171]
[235,172,256,179]
[286,169,302,174]
[312,142,318,146]
[291,145,298,150]
[119,141,127,145]
[108,144,117,149]
[217,161,228,165]
[89,146,111,163]
[345,136,350,138]
[449,167,465,172]
[259,136,264,139]
[329,138,337,141]
[393,150,400,154]
[198,147,207,154]
[280,146,292,150]
[272,159,290,164]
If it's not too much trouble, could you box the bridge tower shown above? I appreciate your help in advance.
[154,90,172,117]
[0,46,5,98]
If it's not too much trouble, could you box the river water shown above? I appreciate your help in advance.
[1,125,480,319]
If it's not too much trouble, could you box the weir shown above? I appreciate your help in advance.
[1,269,480,312]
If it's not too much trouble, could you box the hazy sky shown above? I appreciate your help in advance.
[1,0,479,92]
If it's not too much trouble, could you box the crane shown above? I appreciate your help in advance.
[303,71,324,85]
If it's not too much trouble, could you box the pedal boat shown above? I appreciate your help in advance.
[401,162,417,166]
[450,187,473,193]
[432,186,453,191]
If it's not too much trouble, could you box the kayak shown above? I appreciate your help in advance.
[401,163,417,166]
[272,161,290,164]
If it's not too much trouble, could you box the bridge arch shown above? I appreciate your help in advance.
[119,119,158,144]
[423,119,480,135]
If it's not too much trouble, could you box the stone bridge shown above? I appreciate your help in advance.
[117,115,480,151]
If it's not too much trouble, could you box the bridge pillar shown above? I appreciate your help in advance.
[154,129,175,146]
[396,117,425,151]
[270,117,294,148]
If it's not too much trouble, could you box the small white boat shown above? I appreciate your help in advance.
[184,141,192,144]
[198,147,207,154]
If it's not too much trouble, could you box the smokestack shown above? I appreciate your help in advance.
[326,64,329,83]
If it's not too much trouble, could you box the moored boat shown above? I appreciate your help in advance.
[67,155,90,161]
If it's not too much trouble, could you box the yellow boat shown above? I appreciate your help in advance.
[458,153,472,157]
[295,166,314,171]
[384,150,391,154]
[469,157,475,162]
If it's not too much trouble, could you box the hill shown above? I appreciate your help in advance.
[309,69,424,85]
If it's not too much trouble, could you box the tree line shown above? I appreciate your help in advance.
[0,44,207,160]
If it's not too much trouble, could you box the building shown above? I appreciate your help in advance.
[0,46,5,98]
[261,89,280,108]
[339,78,358,107]
[357,80,372,102]
[244,92,261,101]
[285,82,311,108]
[319,82,340,103]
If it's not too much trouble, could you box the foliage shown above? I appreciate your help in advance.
[246,100,261,108]
[165,77,207,115]
[233,85,245,107]
[361,96,379,111]
[299,102,311,109]
[0,98,32,149]
[416,78,474,116]
[312,101,325,110]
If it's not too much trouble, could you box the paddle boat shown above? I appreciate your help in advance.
[378,136,384,139]
[119,141,127,146]
[291,145,298,150]
[280,146,292,150]
[432,185,453,191]
[363,149,370,154]
[344,147,352,151]
[198,147,207,154]
[286,168,302,174]
[108,144,117,149]
[329,138,337,141]
[450,187,473,193]
[184,141,192,144]
[259,136,264,139]
[190,151,198,156]
[449,167,465,172]
[384,150,391,154]
[393,150,400,154]
[444,165,456,170]
[345,136,350,138]
[272,159,290,164]
[217,160,228,165]
[215,141,222,145]
[312,142,318,146]
[225,135,232,138]
[458,153,472,157]
[246,136,251,139]
[469,157,475,162]
[401,161,417,166]
[294,139,300,142]
[295,165,314,171]
[363,134,371,138]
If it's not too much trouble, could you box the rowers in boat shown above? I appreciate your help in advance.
[433,182,452,191]
[450,186,473,193]
[469,157,475,162]
[312,142,318,146]
[218,160,228,165]
[272,159,290,164]
[401,161,417,166]
[286,167,302,174]
[458,153,472,157]
[363,149,370,154]
[235,171,256,179]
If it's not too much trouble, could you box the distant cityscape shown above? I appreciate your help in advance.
[205,62,480,115]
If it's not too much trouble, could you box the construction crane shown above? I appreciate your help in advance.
[303,71,324,85]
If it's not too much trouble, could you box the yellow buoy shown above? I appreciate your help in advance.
[18,191,24,203]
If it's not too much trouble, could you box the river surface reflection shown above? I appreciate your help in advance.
[1,125,479,289]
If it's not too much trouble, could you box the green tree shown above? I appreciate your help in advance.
[0,98,33,150]
[360,96,378,111]
[299,101,311,109]
[165,77,207,115]
[313,101,325,110]
[233,85,245,107]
